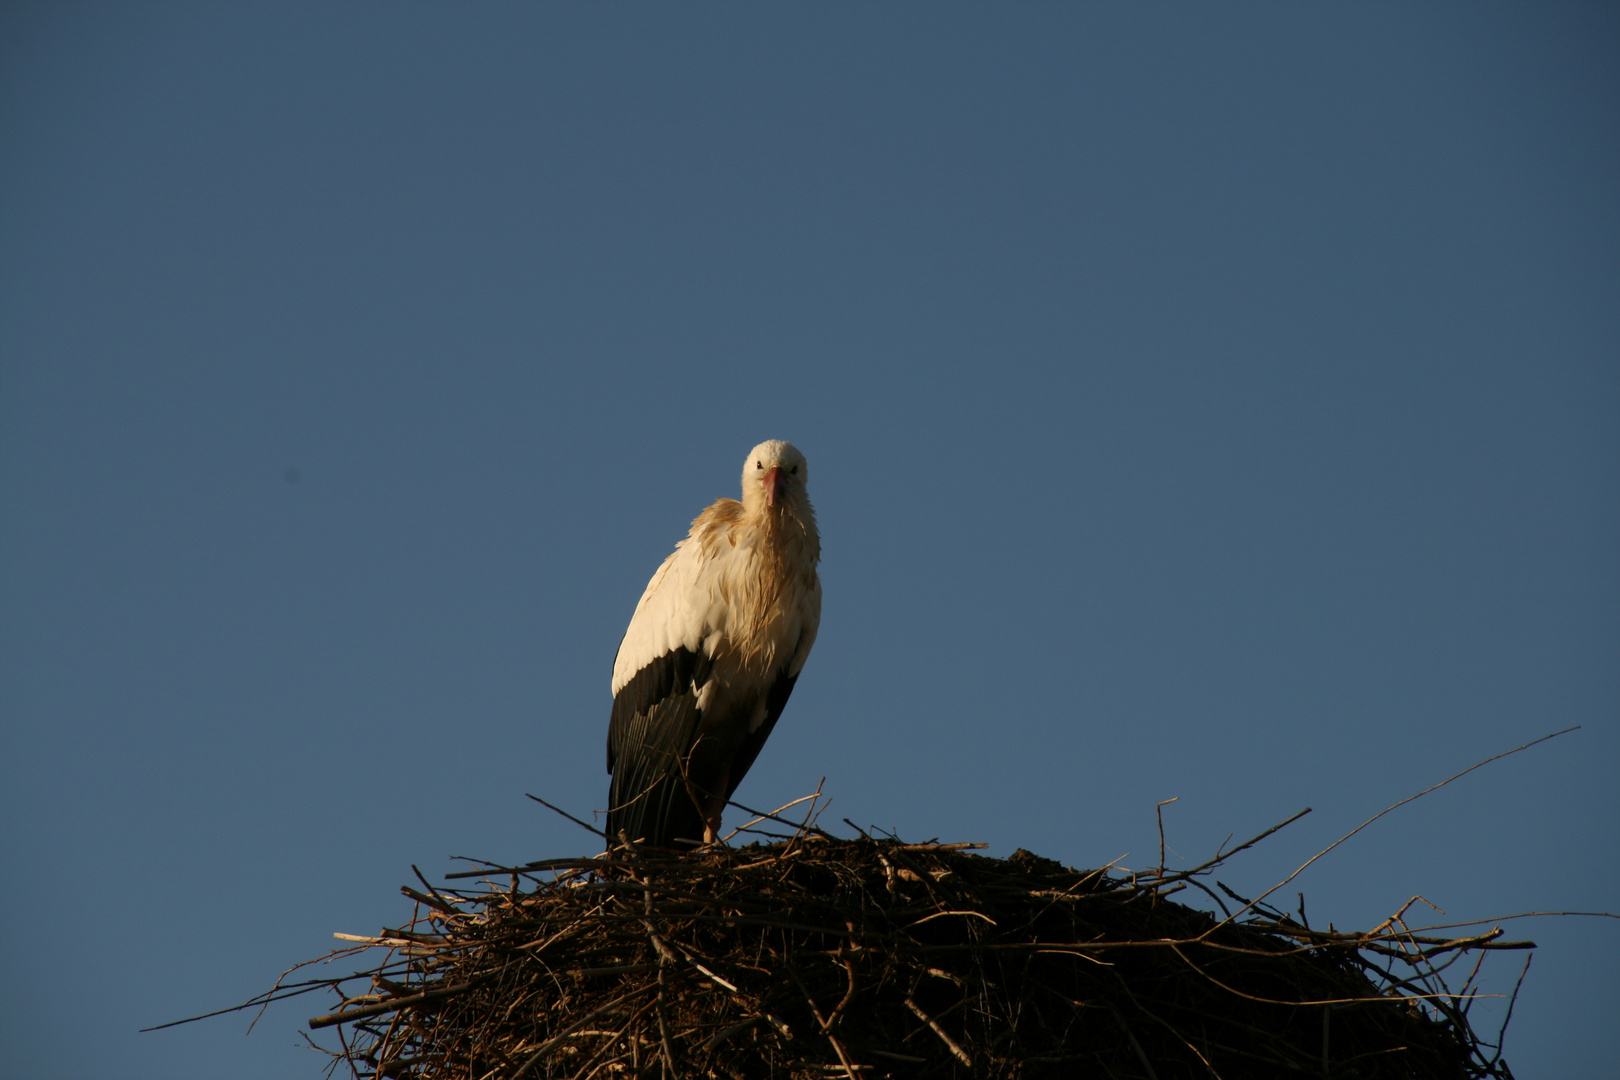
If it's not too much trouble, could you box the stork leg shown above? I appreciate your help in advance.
[702,764,731,845]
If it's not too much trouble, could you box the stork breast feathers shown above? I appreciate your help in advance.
[611,496,818,698]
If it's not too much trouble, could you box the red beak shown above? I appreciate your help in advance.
[763,466,786,507]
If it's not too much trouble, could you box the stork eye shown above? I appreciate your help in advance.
[755,461,762,469]
[790,465,798,474]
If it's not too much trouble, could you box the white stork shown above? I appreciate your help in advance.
[607,440,821,848]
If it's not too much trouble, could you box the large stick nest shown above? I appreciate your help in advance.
[260,802,1529,1080]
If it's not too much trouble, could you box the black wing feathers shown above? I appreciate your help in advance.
[605,647,801,847]
[606,647,714,847]
[606,686,707,848]
[725,671,797,801]
[607,647,711,771]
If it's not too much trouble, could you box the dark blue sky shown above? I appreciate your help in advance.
[2,4,1616,1077]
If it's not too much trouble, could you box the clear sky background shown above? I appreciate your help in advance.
[1,4,1615,1077]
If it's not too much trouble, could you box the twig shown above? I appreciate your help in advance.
[1111,1009,1160,1080]
[508,985,656,1079]
[1156,797,1179,881]
[727,787,836,840]
[1159,808,1314,886]
[790,966,862,1080]
[905,997,972,1067]
[1206,727,1579,935]
[1486,955,1533,1071]
[308,981,476,1029]
[526,793,609,839]
[720,791,823,843]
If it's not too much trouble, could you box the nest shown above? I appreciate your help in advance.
[250,797,1530,1080]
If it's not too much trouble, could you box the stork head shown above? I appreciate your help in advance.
[741,439,809,514]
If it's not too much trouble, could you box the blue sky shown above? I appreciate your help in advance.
[1,4,1615,1077]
